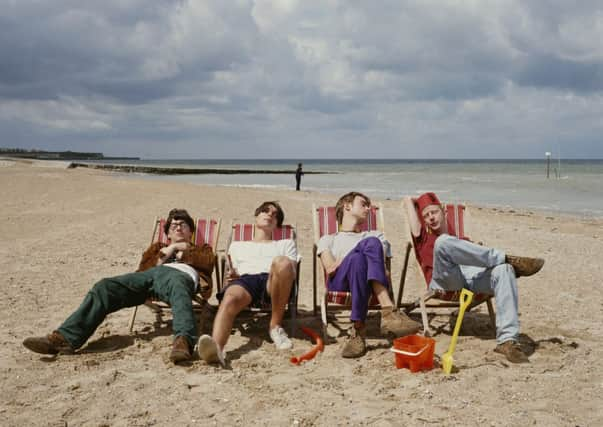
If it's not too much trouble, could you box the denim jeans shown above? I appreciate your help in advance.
[429,234,519,344]
[58,266,197,349]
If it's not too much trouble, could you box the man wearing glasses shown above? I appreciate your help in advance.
[22,208,215,364]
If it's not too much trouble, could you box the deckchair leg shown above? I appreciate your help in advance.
[320,297,328,340]
[128,306,138,333]
[396,242,412,309]
[486,298,496,330]
[419,294,434,337]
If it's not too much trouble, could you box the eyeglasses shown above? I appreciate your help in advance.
[169,221,190,230]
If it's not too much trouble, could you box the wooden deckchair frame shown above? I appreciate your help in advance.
[127,216,221,333]
[218,222,301,336]
[397,201,495,336]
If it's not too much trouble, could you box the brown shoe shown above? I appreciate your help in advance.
[169,336,192,363]
[380,308,421,337]
[505,255,544,278]
[341,326,366,358]
[23,331,74,355]
[494,340,529,363]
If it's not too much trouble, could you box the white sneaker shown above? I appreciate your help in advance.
[269,326,293,350]
[197,334,225,366]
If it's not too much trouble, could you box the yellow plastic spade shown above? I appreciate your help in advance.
[442,288,474,374]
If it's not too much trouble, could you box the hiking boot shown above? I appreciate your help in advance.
[380,308,421,337]
[494,340,529,363]
[22,331,74,355]
[341,326,366,358]
[197,334,225,366]
[505,255,544,278]
[169,336,192,363]
[269,325,293,350]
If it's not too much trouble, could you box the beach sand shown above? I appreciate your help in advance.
[1,160,602,426]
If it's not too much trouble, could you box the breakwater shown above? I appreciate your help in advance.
[70,162,332,175]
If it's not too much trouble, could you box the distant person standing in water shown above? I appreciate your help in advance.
[295,163,304,191]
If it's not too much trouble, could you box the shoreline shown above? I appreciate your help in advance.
[3,156,602,220]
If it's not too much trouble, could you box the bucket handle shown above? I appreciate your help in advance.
[389,345,429,357]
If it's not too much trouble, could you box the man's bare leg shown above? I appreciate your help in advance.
[212,285,251,350]
[266,256,295,329]
[266,256,295,350]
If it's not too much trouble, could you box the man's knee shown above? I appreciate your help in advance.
[90,278,112,296]
[271,256,295,277]
[361,236,382,250]
[433,234,454,255]
[221,288,250,310]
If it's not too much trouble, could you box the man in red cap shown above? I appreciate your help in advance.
[403,193,544,363]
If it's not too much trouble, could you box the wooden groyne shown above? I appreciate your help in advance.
[70,163,332,175]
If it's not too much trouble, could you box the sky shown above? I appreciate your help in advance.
[1,0,602,159]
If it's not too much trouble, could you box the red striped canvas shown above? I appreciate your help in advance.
[232,224,295,242]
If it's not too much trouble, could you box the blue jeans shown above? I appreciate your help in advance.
[429,234,519,344]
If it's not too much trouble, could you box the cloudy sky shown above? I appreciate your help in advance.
[1,1,602,159]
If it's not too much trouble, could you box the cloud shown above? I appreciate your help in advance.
[1,0,602,158]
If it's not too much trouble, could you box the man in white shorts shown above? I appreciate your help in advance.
[197,201,297,366]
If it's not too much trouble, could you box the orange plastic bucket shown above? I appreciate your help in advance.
[391,335,435,372]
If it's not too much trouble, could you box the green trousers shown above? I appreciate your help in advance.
[58,266,196,349]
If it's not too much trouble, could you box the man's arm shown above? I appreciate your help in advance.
[403,196,422,238]
[179,244,215,278]
[318,249,341,277]
[136,242,164,272]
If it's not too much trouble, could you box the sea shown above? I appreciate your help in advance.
[91,159,603,218]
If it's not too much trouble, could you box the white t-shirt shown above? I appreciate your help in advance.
[316,230,391,260]
[228,239,298,275]
[163,263,199,287]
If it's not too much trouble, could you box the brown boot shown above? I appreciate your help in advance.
[169,336,192,363]
[494,340,529,363]
[380,307,421,337]
[505,255,544,278]
[341,326,366,358]
[23,331,74,355]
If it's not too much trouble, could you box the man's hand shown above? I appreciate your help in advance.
[225,268,240,284]
[325,258,342,277]
[158,241,191,263]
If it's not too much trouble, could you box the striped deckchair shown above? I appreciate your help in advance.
[219,222,300,336]
[312,204,399,338]
[127,217,221,333]
[398,201,495,336]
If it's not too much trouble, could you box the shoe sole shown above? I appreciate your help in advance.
[22,339,73,355]
[169,351,191,363]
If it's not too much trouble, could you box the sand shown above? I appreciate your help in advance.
[1,159,602,426]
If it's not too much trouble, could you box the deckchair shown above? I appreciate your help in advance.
[127,217,221,332]
[312,204,399,338]
[219,222,301,336]
[397,201,495,336]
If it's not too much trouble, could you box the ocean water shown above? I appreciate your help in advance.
[96,159,603,218]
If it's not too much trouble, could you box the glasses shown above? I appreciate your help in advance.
[169,221,190,230]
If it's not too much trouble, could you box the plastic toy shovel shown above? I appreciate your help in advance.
[442,288,474,374]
